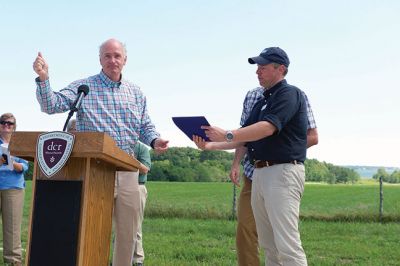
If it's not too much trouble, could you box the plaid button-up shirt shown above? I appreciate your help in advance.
[240,87,317,180]
[36,71,160,155]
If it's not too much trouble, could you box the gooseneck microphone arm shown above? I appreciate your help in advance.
[63,85,89,131]
[63,111,75,132]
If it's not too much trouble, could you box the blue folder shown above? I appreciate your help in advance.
[172,116,210,141]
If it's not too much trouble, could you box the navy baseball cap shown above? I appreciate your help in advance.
[248,47,290,67]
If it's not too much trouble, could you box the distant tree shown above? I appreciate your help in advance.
[148,147,233,182]
[389,171,400,183]
[304,159,357,184]
[199,150,233,162]
[381,170,400,184]
[200,160,228,182]
[373,168,389,181]
[370,167,400,183]
[372,168,390,182]
[324,163,360,184]
[304,159,330,182]
[151,147,201,164]
[194,164,214,182]
[148,160,170,181]
[344,168,360,183]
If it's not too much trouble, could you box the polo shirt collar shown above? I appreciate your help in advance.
[263,79,287,97]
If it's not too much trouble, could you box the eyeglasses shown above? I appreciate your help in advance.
[0,121,15,126]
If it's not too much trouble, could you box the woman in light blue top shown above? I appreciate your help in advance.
[0,113,29,266]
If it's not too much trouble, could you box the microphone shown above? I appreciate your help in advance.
[62,84,89,131]
[71,85,89,112]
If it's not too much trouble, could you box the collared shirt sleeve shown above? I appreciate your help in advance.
[240,91,253,126]
[137,94,160,146]
[240,88,263,126]
[240,88,264,179]
[13,157,29,173]
[261,87,302,133]
[302,91,317,129]
[36,78,76,114]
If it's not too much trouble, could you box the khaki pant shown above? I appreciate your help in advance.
[236,176,259,266]
[132,184,148,264]
[112,171,140,266]
[0,189,24,265]
[251,164,307,266]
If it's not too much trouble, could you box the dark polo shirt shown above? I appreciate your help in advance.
[244,79,307,163]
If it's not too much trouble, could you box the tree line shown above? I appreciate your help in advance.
[148,147,233,182]
[147,147,361,184]
[304,159,360,183]
[372,168,400,183]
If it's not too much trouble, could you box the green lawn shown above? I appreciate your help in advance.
[141,219,400,266]
[300,183,400,221]
[146,181,400,221]
[0,181,399,265]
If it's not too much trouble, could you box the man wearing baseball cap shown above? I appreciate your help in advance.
[200,47,308,265]
[248,47,290,66]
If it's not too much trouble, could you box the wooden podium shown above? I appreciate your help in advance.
[9,132,140,266]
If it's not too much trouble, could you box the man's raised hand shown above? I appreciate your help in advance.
[33,52,49,81]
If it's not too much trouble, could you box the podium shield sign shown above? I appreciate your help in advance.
[36,131,75,178]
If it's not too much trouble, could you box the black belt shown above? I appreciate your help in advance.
[254,160,303,169]
[139,182,146,185]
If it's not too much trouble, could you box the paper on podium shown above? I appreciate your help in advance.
[172,116,210,141]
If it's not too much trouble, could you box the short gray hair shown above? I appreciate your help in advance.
[99,39,127,57]
[272,62,288,76]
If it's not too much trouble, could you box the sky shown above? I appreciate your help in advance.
[1,1,399,167]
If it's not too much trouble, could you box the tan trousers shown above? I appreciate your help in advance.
[0,189,24,265]
[251,164,307,266]
[112,171,140,266]
[236,176,259,266]
[132,184,148,264]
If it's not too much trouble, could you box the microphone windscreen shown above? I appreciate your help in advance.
[77,85,89,96]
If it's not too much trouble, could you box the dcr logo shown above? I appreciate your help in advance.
[47,141,63,151]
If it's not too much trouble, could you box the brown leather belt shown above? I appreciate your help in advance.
[254,160,302,168]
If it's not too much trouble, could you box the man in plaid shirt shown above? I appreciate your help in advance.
[33,38,168,266]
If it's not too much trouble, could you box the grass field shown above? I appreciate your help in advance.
[141,219,400,265]
[0,180,399,265]
[146,181,400,221]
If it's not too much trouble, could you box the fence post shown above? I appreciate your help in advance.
[379,176,383,223]
[231,183,237,220]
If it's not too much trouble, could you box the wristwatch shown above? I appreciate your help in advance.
[225,130,234,142]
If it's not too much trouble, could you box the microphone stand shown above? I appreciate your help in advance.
[63,109,75,132]
[62,84,89,132]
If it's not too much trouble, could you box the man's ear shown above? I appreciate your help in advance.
[279,64,286,74]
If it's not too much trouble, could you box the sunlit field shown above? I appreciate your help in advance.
[0,181,399,265]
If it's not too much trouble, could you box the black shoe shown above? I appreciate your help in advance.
[135,263,144,266]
